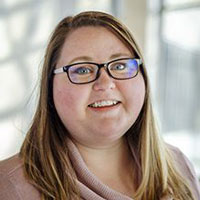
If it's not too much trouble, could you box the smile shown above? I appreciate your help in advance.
[88,100,120,108]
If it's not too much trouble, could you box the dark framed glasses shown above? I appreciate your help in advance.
[54,57,142,84]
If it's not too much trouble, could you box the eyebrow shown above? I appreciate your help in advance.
[109,53,133,60]
[69,56,92,64]
[68,53,133,64]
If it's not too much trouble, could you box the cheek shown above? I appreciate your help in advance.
[54,88,70,109]
[53,78,90,119]
[123,75,145,114]
[53,79,77,117]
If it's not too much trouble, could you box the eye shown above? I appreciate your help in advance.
[111,63,126,71]
[73,67,93,75]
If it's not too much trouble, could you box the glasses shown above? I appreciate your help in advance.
[54,57,142,84]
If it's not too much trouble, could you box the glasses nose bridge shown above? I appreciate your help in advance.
[98,63,107,70]
[96,62,110,77]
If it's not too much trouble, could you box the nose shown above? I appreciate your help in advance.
[92,68,116,91]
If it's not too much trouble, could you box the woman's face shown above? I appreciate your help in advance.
[53,26,145,148]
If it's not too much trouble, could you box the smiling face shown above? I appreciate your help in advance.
[53,26,145,148]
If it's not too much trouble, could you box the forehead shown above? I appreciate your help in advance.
[57,26,133,66]
[65,26,124,44]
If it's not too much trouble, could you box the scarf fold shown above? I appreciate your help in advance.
[66,139,172,200]
[67,139,134,200]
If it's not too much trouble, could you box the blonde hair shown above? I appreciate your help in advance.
[20,11,195,200]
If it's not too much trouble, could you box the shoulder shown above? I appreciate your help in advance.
[167,144,200,199]
[0,154,40,200]
[167,144,198,178]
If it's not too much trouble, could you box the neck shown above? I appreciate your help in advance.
[75,137,130,168]
[73,136,136,197]
[74,137,134,181]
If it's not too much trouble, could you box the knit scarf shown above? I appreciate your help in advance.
[66,139,172,200]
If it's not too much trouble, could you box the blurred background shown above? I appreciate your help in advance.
[0,0,200,179]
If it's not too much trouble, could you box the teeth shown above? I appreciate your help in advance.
[89,100,119,108]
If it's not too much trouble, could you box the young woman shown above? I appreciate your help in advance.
[0,11,199,200]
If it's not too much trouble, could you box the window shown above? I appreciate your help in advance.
[147,0,200,177]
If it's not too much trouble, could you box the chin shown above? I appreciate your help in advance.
[94,129,126,140]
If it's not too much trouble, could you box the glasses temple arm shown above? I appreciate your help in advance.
[54,67,65,74]
[135,59,142,66]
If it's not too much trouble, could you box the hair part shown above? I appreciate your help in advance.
[20,11,195,200]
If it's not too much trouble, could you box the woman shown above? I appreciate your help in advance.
[0,11,199,200]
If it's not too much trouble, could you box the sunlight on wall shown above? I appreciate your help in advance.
[146,0,200,177]
[164,0,200,6]
[163,9,200,51]
[0,120,25,159]
[0,0,63,160]
[75,0,112,13]
[4,0,29,7]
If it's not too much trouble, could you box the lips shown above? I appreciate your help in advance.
[88,100,121,108]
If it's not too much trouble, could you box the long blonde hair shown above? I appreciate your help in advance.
[20,11,195,200]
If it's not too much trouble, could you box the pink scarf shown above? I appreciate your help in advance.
[67,139,172,200]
